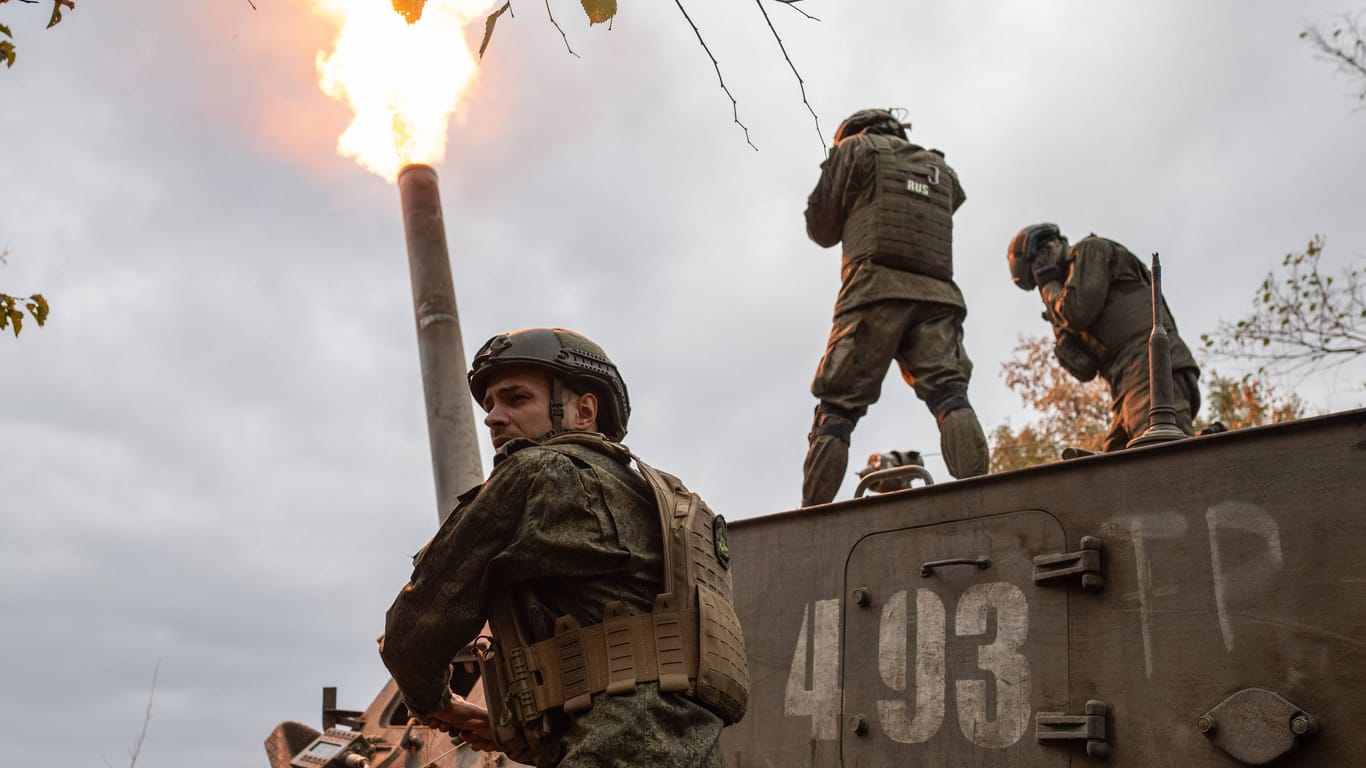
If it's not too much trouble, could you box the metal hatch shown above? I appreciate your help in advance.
[841,510,1071,766]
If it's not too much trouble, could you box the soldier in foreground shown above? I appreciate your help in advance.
[379,328,747,767]
[1007,224,1201,450]
[802,108,989,506]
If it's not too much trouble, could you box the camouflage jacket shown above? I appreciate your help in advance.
[1043,235,1198,390]
[380,433,723,766]
[805,133,967,315]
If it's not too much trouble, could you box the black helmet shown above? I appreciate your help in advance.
[833,108,909,144]
[1007,222,1063,291]
[468,328,631,440]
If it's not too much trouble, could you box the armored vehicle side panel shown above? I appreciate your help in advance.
[722,409,1366,767]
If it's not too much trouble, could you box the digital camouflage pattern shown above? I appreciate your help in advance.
[1042,235,1200,451]
[380,435,722,767]
[801,131,987,505]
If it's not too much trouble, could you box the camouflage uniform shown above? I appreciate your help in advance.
[381,434,723,767]
[1042,235,1201,451]
[803,131,989,506]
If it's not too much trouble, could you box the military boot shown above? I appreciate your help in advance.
[940,407,989,478]
[802,435,850,507]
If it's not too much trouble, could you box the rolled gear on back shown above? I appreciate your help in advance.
[476,433,749,758]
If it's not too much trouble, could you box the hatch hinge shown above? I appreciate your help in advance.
[1037,698,1111,759]
[1033,535,1105,592]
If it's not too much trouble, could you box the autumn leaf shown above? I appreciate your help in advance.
[581,0,616,25]
[1,40,14,69]
[27,293,49,326]
[479,2,512,59]
[47,0,73,30]
[390,0,425,24]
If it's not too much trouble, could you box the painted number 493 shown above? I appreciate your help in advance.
[785,582,1031,749]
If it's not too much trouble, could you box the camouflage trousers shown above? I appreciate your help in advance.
[538,683,724,767]
[803,300,988,506]
[1104,356,1200,451]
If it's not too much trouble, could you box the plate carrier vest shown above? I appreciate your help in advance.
[841,133,958,281]
[475,432,749,762]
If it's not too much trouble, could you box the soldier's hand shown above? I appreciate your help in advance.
[1032,261,1065,289]
[421,693,491,737]
[456,728,499,753]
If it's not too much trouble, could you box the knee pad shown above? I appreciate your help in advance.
[809,403,857,444]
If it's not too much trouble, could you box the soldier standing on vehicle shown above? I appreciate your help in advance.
[379,327,747,767]
[1007,224,1202,450]
[802,108,990,507]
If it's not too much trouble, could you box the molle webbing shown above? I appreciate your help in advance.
[484,433,750,733]
[842,135,955,280]
[520,604,700,714]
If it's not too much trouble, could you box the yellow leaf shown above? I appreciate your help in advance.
[581,0,616,25]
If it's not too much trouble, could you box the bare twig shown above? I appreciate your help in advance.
[544,0,579,58]
[754,0,823,153]
[1202,235,1366,380]
[774,0,818,22]
[672,0,756,150]
[1301,12,1366,105]
[128,660,160,767]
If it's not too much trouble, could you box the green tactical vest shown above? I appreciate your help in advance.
[841,133,958,281]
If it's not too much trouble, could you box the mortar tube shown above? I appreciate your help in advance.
[397,163,485,522]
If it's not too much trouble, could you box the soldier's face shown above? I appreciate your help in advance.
[481,368,556,450]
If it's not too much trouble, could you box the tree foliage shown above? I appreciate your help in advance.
[1200,236,1366,378]
[990,336,1303,473]
[0,0,75,69]
[989,335,1109,472]
[1301,11,1366,105]
[1198,370,1304,431]
[0,291,49,337]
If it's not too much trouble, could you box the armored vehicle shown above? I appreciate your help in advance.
[268,167,1365,766]
[269,406,1366,767]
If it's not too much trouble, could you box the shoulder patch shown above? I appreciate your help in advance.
[713,515,731,569]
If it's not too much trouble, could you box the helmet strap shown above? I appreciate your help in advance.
[548,376,566,435]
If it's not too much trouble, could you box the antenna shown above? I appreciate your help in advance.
[1127,253,1188,448]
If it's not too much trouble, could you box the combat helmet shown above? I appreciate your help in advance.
[468,328,631,440]
[833,108,910,144]
[1007,222,1065,291]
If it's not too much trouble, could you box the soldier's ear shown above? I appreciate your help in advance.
[565,390,599,433]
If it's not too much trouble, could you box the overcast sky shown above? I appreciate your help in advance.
[2,1,1364,765]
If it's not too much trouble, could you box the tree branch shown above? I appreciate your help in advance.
[1301,12,1366,104]
[773,0,819,22]
[754,0,824,153]
[128,660,160,768]
[544,0,580,58]
[1202,235,1366,377]
[672,0,756,150]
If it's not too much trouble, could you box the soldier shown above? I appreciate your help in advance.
[379,328,747,767]
[802,108,989,507]
[1007,224,1201,450]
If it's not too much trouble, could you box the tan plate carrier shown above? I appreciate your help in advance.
[477,433,749,761]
